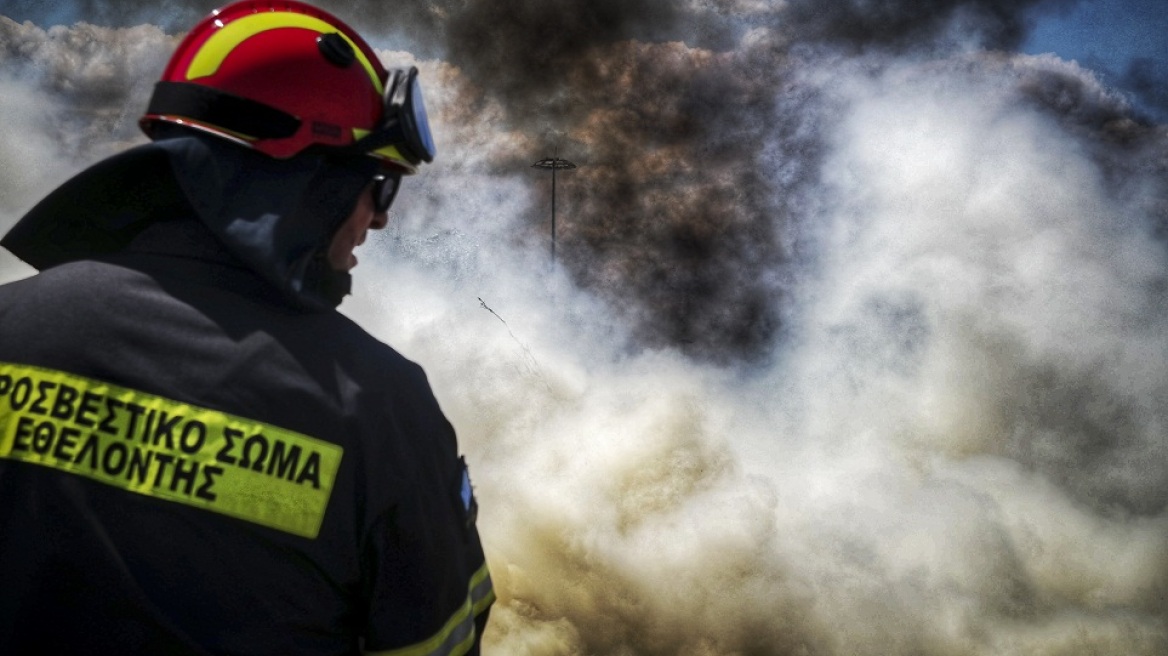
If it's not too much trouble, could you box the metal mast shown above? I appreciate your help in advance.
[531,156,577,266]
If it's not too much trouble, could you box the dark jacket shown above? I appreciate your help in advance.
[0,139,492,655]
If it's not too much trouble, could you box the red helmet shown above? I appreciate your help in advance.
[140,0,434,174]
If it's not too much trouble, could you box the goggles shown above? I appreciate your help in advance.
[372,172,401,214]
[355,66,436,169]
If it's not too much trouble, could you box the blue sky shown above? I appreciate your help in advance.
[1023,0,1167,118]
[1024,0,1166,70]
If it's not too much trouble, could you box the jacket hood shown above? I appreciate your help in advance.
[1,131,379,312]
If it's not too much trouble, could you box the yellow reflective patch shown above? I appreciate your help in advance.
[0,361,343,539]
[187,13,384,95]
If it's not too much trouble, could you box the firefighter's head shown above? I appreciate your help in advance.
[139,0,435,223]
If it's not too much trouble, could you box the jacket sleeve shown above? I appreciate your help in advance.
[358,373,494,655]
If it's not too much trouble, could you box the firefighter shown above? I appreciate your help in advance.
[0,2,493,654]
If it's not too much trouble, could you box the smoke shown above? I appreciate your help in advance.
[0,15,176,282]
[436,2,789,361]
[778,0,1076,52]
[376,44,1168,652]
[2,1,1168,655]
[1,0,1157,359]
[426,0,1087,362]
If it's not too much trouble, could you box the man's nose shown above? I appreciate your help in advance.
[370,208,390,230]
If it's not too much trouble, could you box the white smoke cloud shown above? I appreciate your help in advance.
[344,46,1168,654]
[0,16,174,283]
[756,52,1168,653]
[0,73,63,283]
[2,8,1166,656]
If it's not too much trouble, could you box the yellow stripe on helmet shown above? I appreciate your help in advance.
[352,128,418,174]
[186,12,384,95]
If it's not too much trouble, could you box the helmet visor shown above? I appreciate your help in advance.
[356,66,436,167]
[406,72,436,163]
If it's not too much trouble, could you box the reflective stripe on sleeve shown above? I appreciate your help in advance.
[0,361,342,539]
[366,562,495,656]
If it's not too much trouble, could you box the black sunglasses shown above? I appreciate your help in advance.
[372,172,401,213]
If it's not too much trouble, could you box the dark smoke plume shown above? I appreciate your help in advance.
[441,1,788,361]
[427,0,1095,362]
[517,39,792,360]
[0,0,1158,362]
[779,0,1078,52]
